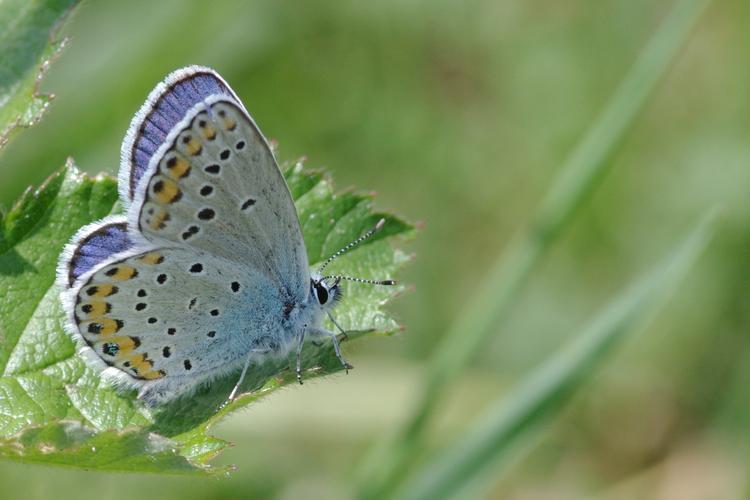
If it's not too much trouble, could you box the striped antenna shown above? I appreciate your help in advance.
[317,218,386,274]
[322,275,397,286]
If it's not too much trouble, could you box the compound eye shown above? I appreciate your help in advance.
[314,282,329,305]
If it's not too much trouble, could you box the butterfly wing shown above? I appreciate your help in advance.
[119,66,241,207]
[58,215,134,288]
[123,67,308,303]
[61,242,284,405]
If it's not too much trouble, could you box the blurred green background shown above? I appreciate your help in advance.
[1,0,749,498]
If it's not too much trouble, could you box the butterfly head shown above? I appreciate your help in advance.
[309,218,397,311]
[310,276,342,308]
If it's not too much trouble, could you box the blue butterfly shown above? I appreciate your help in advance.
[57,67,394,406]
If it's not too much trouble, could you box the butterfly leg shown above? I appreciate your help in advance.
[296,325,307,385]
[309,326,353,374]
[228,352,253,402]
[227,347,274,402]
[327,312,350,341]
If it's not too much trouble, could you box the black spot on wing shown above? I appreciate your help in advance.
[241,198,256,210]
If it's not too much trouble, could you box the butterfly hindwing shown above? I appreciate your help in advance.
[58,215,135,289]
[64,245,286,400]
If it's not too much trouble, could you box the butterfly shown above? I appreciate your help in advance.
[57,66,395,406]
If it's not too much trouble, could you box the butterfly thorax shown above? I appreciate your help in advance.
[271,276,341,348]
[256,285,325,352]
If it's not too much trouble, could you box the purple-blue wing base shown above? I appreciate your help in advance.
[119,66,243,207]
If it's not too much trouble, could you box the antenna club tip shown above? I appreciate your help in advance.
[383,279,397,286]
[375,218,386,231]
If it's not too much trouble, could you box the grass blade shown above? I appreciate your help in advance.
[394,209,720,500]
[356,0,713,496]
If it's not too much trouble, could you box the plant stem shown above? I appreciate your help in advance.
[393,209,719,500]
[356,0,713,497]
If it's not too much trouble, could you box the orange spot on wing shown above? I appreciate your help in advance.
[82,317,123,336]
[107,265,138,281]
[223,117,237,131]
[201,124,217,140]
[164,156,191,179]
[139,252,164,265]
[152,178,181,205]
[95,336,136,356]
[124,353,164,379]
[146,208,170,230]
[82,300,109,318]
[85,284,118,297]
[186,138,202,156]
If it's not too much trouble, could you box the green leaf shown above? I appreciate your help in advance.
[0,421,198,474]
[394,209,719,500]
[0,0,80,149]
[0,160,413,473]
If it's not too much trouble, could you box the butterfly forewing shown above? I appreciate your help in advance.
[120,68,238,206]
[130,99,308,302]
